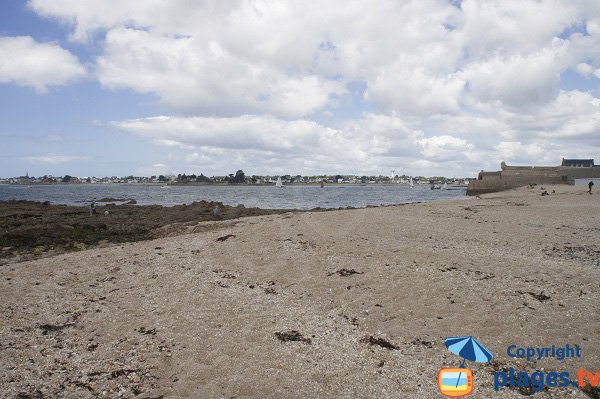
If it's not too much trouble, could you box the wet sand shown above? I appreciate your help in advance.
[0,185,598,398]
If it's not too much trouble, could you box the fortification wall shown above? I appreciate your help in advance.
[501,168,563,178]
[468,161,600,195]
[561,167,600,182]
[467,175,566,195]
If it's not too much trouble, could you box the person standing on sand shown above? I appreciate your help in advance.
[89,201,96,215]
[589,181,594,193]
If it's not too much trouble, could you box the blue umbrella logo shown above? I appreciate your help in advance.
[445,336,493,367]
[443,336,493,392]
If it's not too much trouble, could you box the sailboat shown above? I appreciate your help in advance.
[275,176,283,188]
[409,177,414,188]
[443,182,448,190]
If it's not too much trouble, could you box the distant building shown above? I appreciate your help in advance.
[561,158,594,167]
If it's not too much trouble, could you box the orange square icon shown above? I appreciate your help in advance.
[438,368,473,397]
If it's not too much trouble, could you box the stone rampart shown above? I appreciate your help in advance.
[467,162,600,195]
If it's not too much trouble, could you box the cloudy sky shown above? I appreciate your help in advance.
[1,0,599,178]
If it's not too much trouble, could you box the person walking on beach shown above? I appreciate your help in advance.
[589,181,594,193]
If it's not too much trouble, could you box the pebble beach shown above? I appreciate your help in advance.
[1,185,598,398]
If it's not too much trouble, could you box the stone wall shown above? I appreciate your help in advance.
[467,162,600,195]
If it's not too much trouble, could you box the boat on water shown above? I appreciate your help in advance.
[409,177,414,188]
[442,182,448,190]
[275,177,283,188]
[431,184,441,190]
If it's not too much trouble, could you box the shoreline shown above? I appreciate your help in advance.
[1,196,467,265]
[0,200,295,265]
[1,184,598,398]
[0,181,469,188]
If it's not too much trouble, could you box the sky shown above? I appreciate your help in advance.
[1,0,599,178]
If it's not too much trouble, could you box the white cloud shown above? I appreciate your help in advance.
[113,115,331,153]
[461,46,567,108]
[23,0,600,176]
[0,36,85,92]
[23,154,89,164]
[575,62,594,77]
[460,0,579,56]
[28,1,599,113]
[95,28,343,118]
[367,67,465,115]
[151,139,194,150]
[418,135,475,161]
[495,141,546,162]
[113,113,429,174]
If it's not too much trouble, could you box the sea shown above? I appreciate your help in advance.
[0,184,468,210]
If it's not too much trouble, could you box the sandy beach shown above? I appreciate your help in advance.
[1,185,598,398]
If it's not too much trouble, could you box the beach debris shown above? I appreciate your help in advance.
[361,335,399,350]
[439,266,457,272]
[38,322,75,335]
[581,384,600,399]
[87,343,98,351]
[411,338,434,348]
[486,359,510,375]
[216,234,236,242]
[341,314,359,326]
[514,385,538,395]
[517,301,536,310]
[516,290,551,302]
[327,268,363,277]
[467,269,495,280]
[275,330,312,345]
[16,389,45,398]
[137,327,157,335]
[527,291,551,302]
[545,245,600,264]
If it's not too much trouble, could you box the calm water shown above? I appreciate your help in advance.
[0,184,467,210]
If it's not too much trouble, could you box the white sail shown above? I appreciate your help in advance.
[409,177,414,187]
[275,176,283,188]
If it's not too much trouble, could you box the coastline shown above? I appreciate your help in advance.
[0,184,598,398]
[0,200,294,265]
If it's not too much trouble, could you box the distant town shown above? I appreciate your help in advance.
[1,170,471,186]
